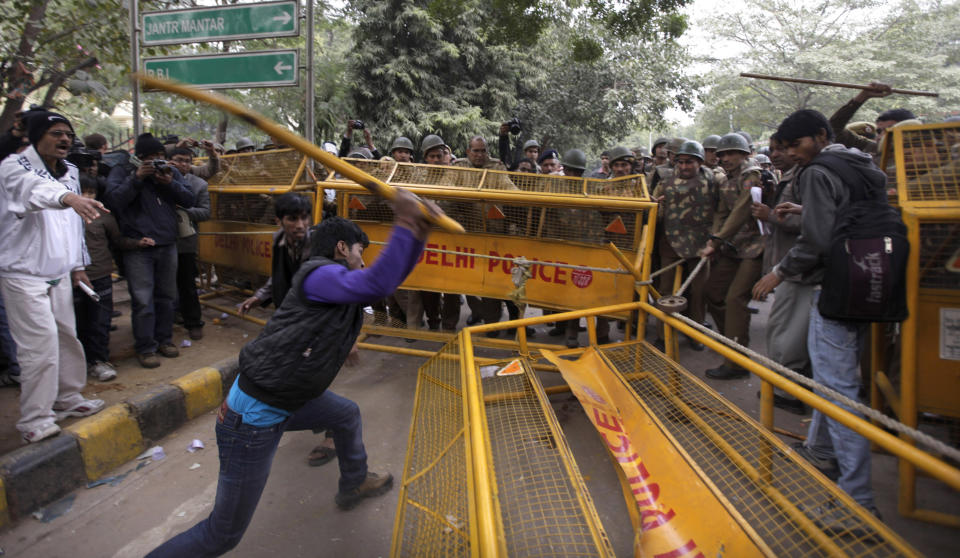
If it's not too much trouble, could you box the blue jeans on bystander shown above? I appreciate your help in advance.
[803,290,874,509]
[124,244,178,354]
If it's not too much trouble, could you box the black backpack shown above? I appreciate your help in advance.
[812,153,909,322]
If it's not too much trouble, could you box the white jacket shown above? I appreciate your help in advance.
[0,146,88,281]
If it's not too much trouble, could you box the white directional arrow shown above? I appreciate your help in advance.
[272,11,292,26]
[274,60,293,74]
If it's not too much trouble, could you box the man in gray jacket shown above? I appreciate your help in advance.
[170,148,211,340]
[753,109,887,518]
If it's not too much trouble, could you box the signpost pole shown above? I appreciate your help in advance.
[130,0,141,137]
[305,0,315,153]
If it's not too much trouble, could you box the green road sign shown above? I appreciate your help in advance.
[142,1,299,45]
[143,50,299,89]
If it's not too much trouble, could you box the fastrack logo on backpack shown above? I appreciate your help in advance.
[853,250,885,304]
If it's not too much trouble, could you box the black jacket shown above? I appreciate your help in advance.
[237,257,364,411]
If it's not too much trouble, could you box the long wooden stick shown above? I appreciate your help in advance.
[133,73,465,234]
[740,72,938,97]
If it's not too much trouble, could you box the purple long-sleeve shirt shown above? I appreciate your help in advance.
[302,226,424,304]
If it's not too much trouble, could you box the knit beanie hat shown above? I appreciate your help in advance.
[24,111,74,146]
[134,133,165,158]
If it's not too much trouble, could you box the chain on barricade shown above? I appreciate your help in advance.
[509,257,533,301]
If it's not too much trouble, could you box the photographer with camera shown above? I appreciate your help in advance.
[337,118,381,160]
[174,137,220,179]
[105,133,195,369]
[497,117,524,170]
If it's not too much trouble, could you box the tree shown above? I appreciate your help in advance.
[0,0,140,132]
[692,0,960,140]
[348,0,696,155]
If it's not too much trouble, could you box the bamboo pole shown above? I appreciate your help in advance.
[739,72,938,97]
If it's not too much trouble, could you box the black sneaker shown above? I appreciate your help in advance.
[705,365,748,380]
[685,335,704,351]
[791,442,840,481]
[335,472,394,510]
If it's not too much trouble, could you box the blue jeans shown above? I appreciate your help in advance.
[0,291,19,376]
[146,390,368,557]
[74,276,113,364]
[124,244,177,354]
[804,290,874,508]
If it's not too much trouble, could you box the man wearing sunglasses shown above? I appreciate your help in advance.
[0,111,109,442]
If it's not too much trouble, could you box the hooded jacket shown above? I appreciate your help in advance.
[774,144,887,284]
[105,162,195,247]
[0,145,88,280]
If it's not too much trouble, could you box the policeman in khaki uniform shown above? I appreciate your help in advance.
[701,135,722,170]
[651,141,718,350]
[701,133,764,379]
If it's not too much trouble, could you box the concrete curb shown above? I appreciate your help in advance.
[0,357,238,525]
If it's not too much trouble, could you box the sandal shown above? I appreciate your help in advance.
[307,445,337,467]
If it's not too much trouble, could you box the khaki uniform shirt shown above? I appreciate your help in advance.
[653,167,718,259]
[712,160,764,259]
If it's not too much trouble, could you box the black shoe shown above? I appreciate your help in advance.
[565,338,579,349]
[685,335,704,351]
[466,314,482,326]
[705,365,748,380]
[485,330,500,338]
[525,326,536,338]
[791,442,840,481]
[335,472,394,510]
[111,309,122,318]
[548,326,565,337]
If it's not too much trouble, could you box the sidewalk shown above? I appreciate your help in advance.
[0,285,270,525]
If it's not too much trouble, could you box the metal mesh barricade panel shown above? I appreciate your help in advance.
[881,123,960,206]
[918,221,960,289]
[205,148,311,188]
[600,342,912,557]
[346,193,645,251]
[394,339,470,557]
[480,358,614,557]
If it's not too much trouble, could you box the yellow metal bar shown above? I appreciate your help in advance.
[903,508,960,528]
[459,333,504,557]
[289,154,308,189]
[899,209,922,516]
[642,301,960,493]
[759,381,775,432]
[320,182,657,211]
[875,370,902,418]
[605,242,645,282]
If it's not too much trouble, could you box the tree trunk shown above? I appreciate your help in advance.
[0,0,52,132]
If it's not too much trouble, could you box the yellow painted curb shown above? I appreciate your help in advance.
[0,476,9,528]
[66,405,145,481]
[172,367,224,420]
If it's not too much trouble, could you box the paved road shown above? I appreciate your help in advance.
[0,297,957,557]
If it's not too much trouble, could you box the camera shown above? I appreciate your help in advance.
[353,120,365,130]
[506,117,522,135]
[67,144,102,169]
[152,159,171,172]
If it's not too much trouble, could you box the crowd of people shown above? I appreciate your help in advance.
[0,80,951,552]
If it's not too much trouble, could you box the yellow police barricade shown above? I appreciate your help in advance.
[392,303,936,557]
[875,121,960,527]
[318,159,658,351]
[195,148,320,320]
